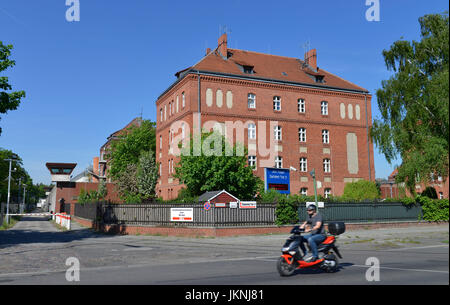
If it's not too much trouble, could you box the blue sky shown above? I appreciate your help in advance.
[0,0,448,185]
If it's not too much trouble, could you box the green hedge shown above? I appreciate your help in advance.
[260,191,449,225]
[416,196,449,221]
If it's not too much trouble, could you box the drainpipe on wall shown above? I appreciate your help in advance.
[365,93,372,181]
[197,71,201,134]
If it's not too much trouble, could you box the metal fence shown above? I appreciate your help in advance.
[75,202,277,227]
[73,201,423,228]
[298,202,423,223]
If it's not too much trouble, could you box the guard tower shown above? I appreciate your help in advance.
[45,163,77,213]
[46,163,77,182]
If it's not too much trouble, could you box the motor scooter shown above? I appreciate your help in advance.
[277,222,345,276]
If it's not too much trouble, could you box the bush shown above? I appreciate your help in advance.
[342,180,380,201]
[417,196,449,221]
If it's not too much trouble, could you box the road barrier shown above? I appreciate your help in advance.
[55,213,71,230]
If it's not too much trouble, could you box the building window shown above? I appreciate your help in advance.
[243,65,254,74]
[300,188,308,196]
[159,135,162,150]
[298,128,306,142]
[275,156,283,169]
[164,105,167,121]
[273,96,281,111]
[439,192,444,199]
[248,123,256,140]
[323,158,331,173]
[321,101,328,115]
[324,188,332,198]
[298,99,305,113]
[181,123,185,139]
[322,129,330,144]
[248,155,257,170]
[248,93,256,109]
[182,92,185,108]
[274,126,282,141]
[300,157,307,172]
[176,96,179,113]
[160,108,163,122]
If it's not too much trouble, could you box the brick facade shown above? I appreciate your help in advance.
[155,34,375,200]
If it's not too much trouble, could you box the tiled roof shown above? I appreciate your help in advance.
[190,48,368,93]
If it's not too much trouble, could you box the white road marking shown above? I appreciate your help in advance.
[385,244,449,251]
[351,264,449,274]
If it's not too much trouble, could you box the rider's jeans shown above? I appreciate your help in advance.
[300,234,326,259]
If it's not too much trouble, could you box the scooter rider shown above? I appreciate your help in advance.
[299,204,326,262]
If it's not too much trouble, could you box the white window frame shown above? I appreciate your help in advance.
[298,127,306,142]
[248,93,256,109]
[182,92,185,108]
[300,188,308,196]
[248,123,256,140]
[273,96,281,111]
[322,129,330,144]
[323,158,331,173]
[298,98,305,113]
[324,188,332,198]
[321,101,328,115]
[275,156,283,169]
[300,157,307,172]
[274,126,282,141]
[248,155,257,170]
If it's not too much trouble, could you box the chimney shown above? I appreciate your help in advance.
[206,47,211,56]
[93,157,99,176]
[218,33,227,59]
[304,49,317,71]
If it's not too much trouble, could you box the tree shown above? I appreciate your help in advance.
[1,42,26,135]
[342,180,380,201]
[371,12,449,193]
[106,119,156,182]
[174,132,263,200]
[0,148,45,204]
[114,163,140,203]
[137,150,159,200]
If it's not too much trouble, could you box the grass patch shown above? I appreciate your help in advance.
[350,238,375,244]
[393,238,421,244]
[0,216,20,230]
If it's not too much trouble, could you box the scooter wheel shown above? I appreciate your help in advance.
[322,254,339,273]
[277,256,297,277]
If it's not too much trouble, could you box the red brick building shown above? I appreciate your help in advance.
[380,168,449,199]
[98,117,143,182]
[155,33,375,200]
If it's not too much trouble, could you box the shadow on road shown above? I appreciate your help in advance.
[0,217,116,249]
[291,262,354,276]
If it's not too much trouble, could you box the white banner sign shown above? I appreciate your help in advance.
[170,208,193,222]
[239,201,257,209]
[306,202,325,208]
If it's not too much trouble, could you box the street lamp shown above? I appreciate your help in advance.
[309,168,318,206]
[4,154,18,224]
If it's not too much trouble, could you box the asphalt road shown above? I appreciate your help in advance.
[0,216,448,286]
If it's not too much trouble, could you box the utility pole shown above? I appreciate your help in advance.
[22,185,27,214]
[309,168,318,206]
[5,159,12,224]
[4,154,18,224]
